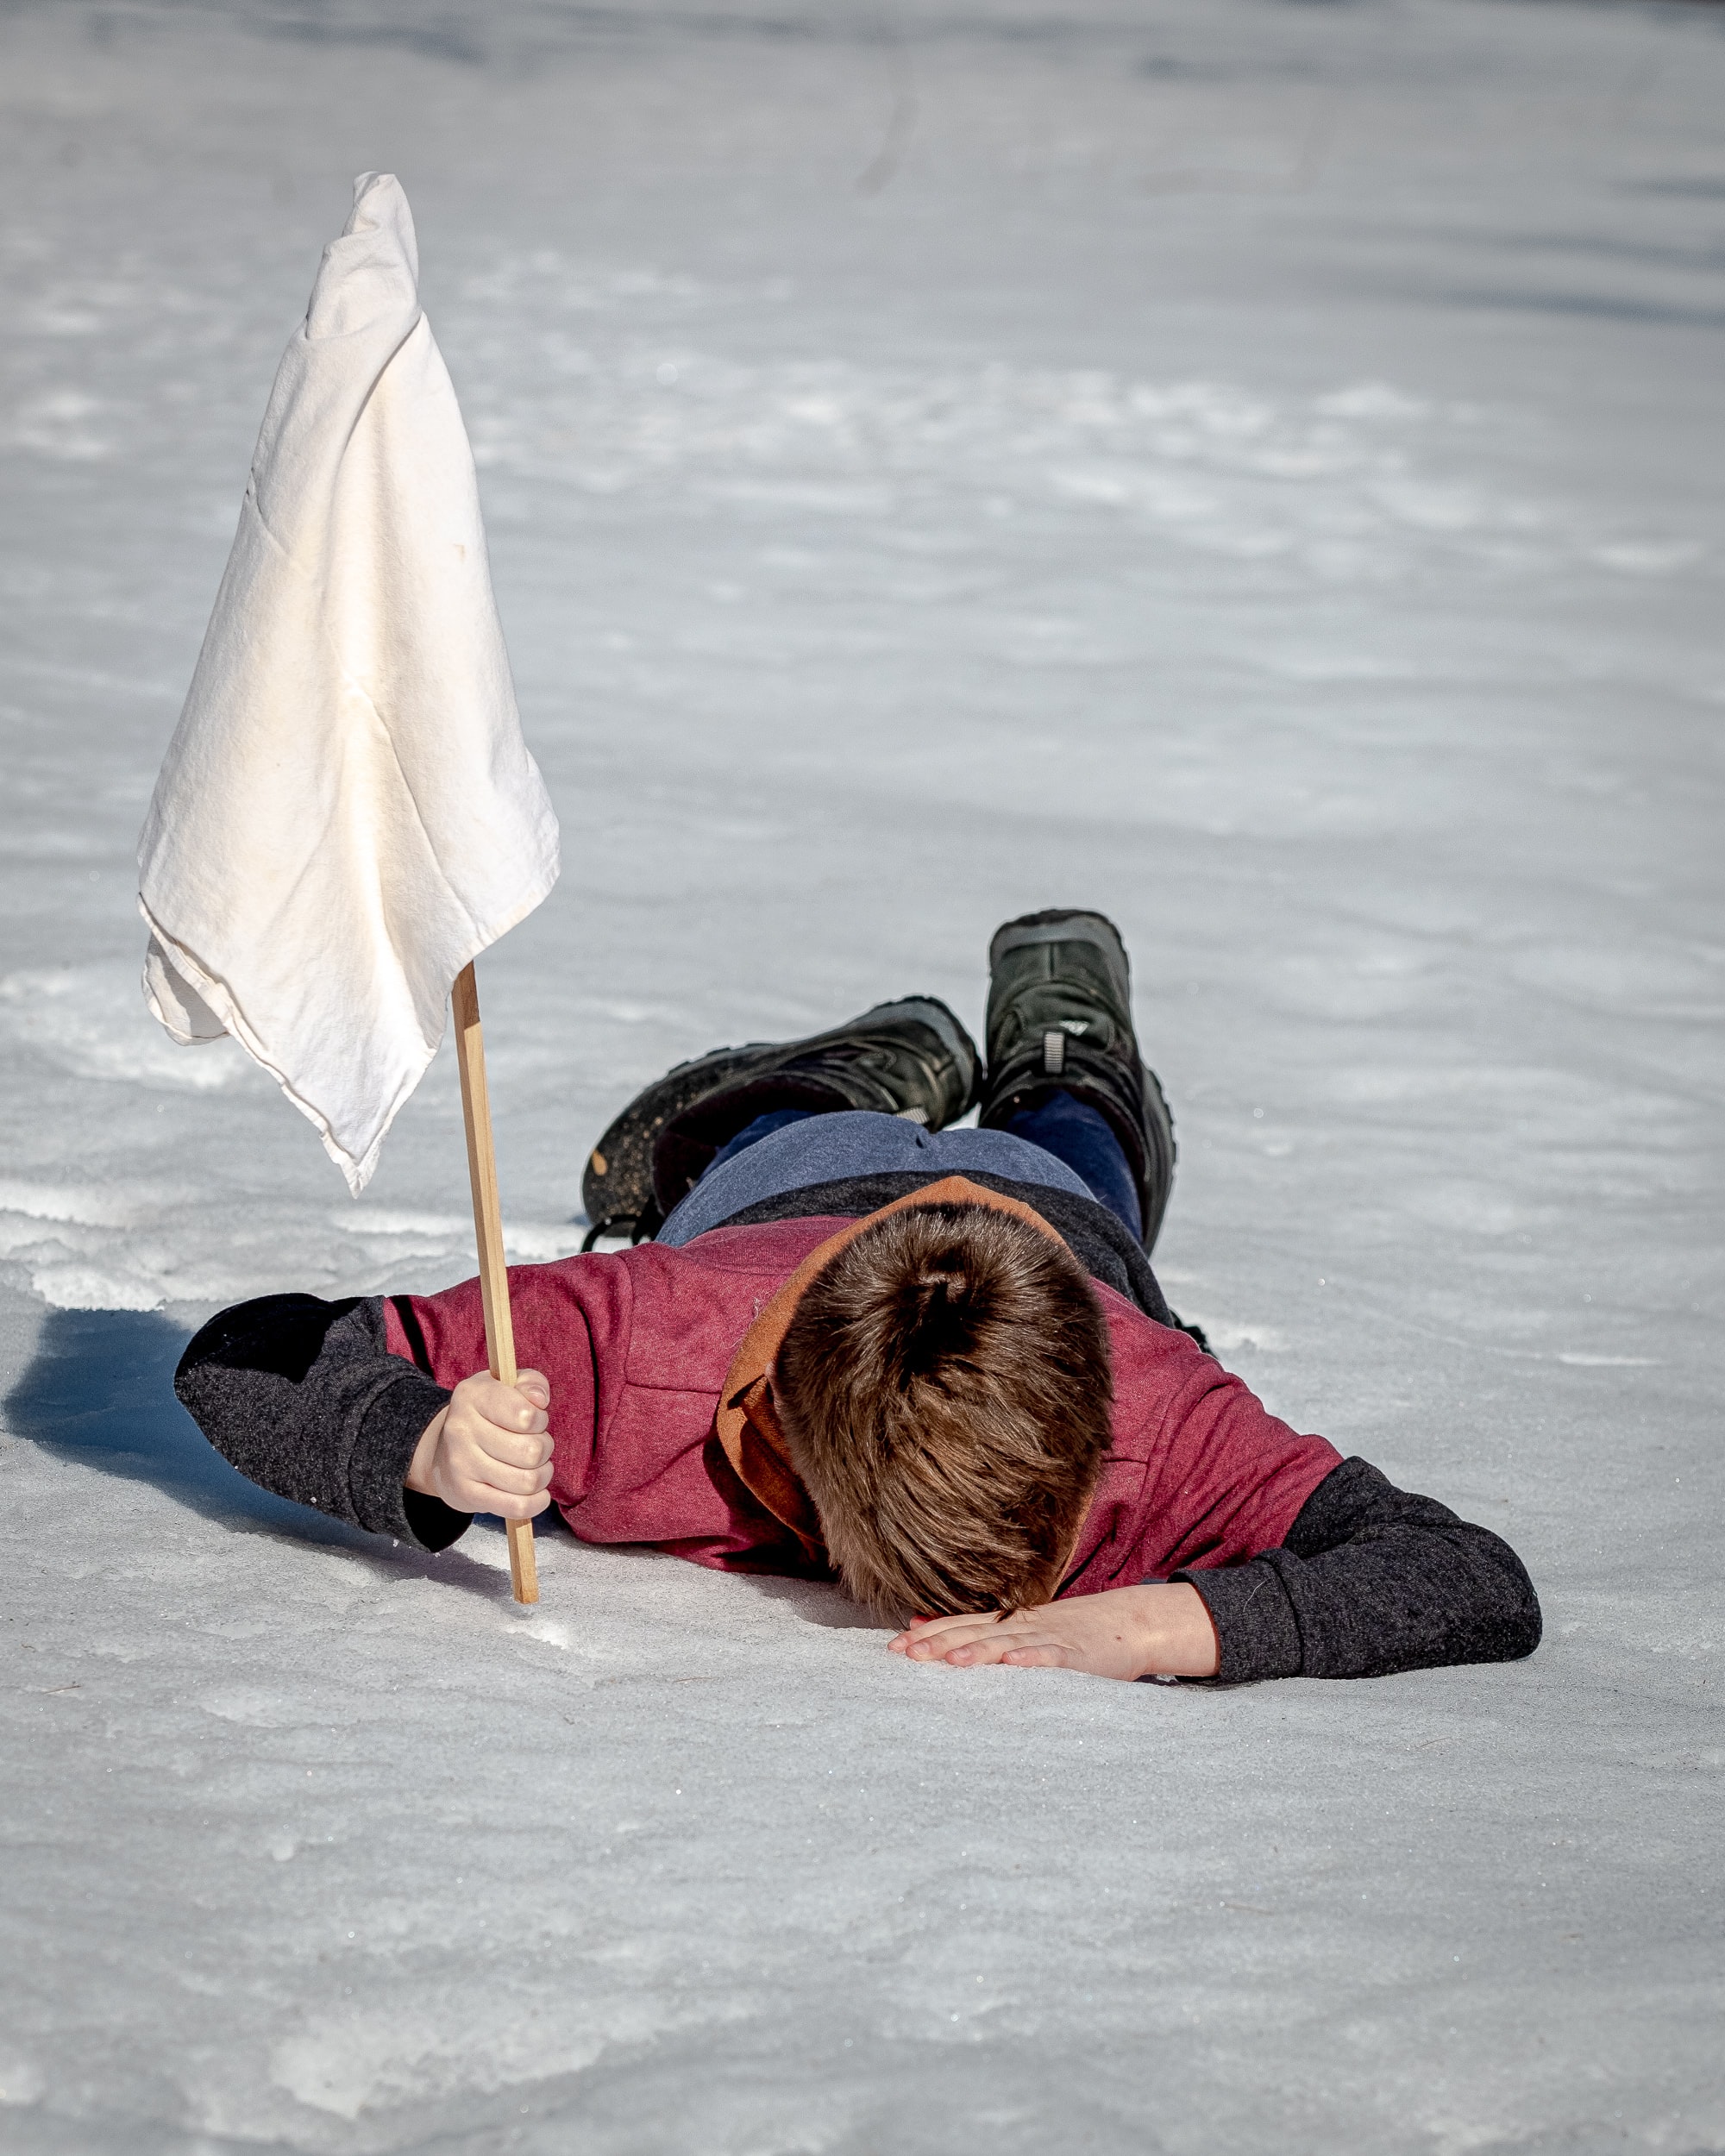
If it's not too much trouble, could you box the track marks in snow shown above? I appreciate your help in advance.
[457,329,1707,594]
[471,348,1529,582]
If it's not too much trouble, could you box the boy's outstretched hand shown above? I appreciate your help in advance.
[888,1583,1219,1682]
[405,1370,554,1520]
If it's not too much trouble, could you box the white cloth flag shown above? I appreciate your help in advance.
[138,172,559,1194]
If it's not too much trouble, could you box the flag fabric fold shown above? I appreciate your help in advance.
[138,172,559,1194]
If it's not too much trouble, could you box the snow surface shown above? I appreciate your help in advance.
[2,0,1722,2148]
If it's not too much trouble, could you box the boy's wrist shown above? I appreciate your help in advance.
[1127,1582,1220,1679]
[404,1406,448,1497]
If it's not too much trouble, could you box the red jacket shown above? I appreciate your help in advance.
[386,1216,1341,1594]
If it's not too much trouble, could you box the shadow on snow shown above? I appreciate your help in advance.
[3,1304,518,1599]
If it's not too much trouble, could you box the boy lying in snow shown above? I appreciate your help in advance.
[177,910,1540,1684]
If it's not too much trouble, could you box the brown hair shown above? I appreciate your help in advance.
[771,1201,1113,1623]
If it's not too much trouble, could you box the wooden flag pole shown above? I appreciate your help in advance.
[452,960,539,1606]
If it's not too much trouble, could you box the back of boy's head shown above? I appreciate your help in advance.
[771,1202,1113,1622]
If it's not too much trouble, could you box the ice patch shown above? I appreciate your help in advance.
[2,389,112,460]
[709,476,895,515]
[267,1982,724,2123]
[459,256,707,317]
[587,999,669,1025]
[334,1207,599,1267]
[1259,642,1423,677]
[0,2053,45,2107]
[334,1208,469,1239]
[1509,942,1725,1018]
[1406,1184,1537,1237]
[268,2001,604,2121]
[504,1223,591,1262]
[0,1178,143,1228]
[0,965,254,1092]
[29,1262,162,1312]
[1371,476,1536,536]
[1050,466,1221,521]
[460,346,1562,584]
[22,303,102,335]
[199,1687,297,1727]
[1590,538,1703,575]
[1314,381,1430,420]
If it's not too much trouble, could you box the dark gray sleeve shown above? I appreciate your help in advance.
[1171,1457,1542,1683]
[174,1294,470,1551]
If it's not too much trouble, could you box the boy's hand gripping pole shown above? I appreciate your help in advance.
[452,962,540,1606]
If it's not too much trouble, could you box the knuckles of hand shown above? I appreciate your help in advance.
[430,1371,557,1513]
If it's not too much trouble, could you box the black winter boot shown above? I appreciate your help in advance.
[582,997,981,1244]
[978,909,1176,1248]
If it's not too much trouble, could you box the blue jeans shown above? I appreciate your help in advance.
[686,1089,1141,1241]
